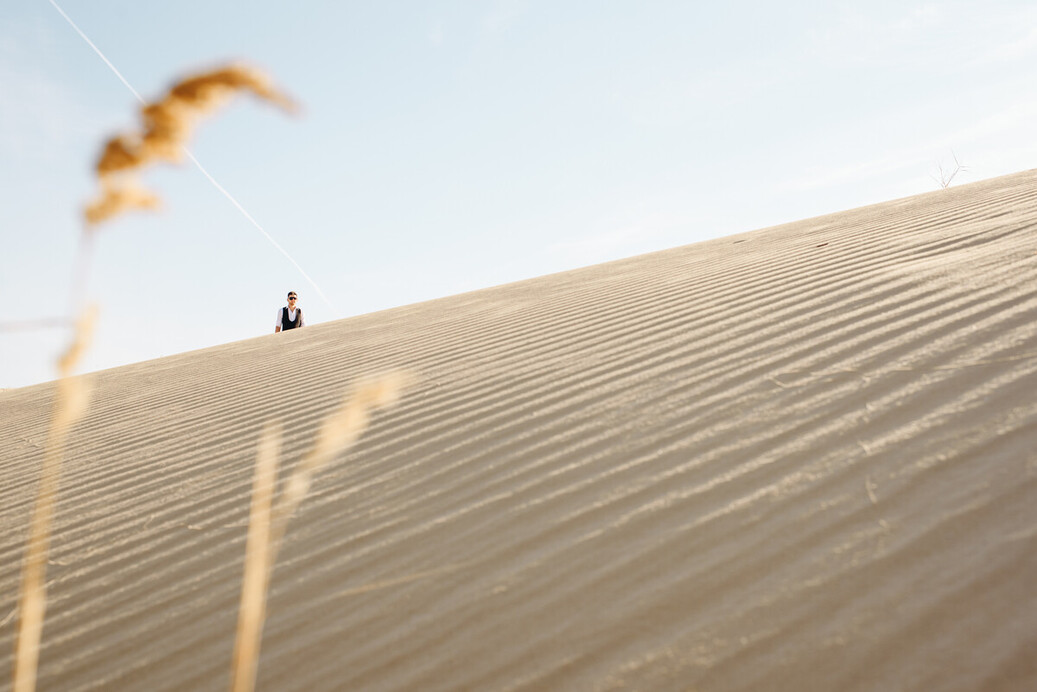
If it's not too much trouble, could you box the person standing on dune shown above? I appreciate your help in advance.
[275,291,305,333]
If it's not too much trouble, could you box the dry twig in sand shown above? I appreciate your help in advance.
[932,151,969,189]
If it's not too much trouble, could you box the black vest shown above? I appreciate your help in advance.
[281,306,302,330]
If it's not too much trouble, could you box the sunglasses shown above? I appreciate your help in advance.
[288,296,297,300]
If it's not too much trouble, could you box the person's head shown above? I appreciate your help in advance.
[287,291,298,306]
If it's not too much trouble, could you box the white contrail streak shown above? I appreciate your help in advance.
[46,0,339,316]
[180,150,338,312]
[46,0,143,101]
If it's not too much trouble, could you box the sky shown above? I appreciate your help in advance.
[2,0,1036,389]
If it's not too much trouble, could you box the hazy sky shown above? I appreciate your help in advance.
[3,0,1036,389]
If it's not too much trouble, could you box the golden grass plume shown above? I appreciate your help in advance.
[86,64,296,226]
[272,371,413,533]
[230,371,413,692]
[83,178,162,226]
[18,59,297,692]
[13,306,97,692]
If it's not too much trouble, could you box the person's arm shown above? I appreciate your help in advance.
[299,309,305,327]
[275,308,282,333]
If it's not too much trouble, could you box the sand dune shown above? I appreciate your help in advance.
[3,169,1037,690]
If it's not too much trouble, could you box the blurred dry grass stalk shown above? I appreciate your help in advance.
[230,372,413,692]
[12,63,294,691]
[86,64,297,225]
[13,306,97,692]
[231,423,280,692]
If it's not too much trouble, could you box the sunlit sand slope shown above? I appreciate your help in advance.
[2,170,1037,691]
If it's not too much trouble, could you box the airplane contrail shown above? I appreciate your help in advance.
[46,0,339,316]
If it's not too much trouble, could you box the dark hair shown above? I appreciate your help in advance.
[287,291,297,299]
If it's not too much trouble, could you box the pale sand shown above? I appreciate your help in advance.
[2,170,1037,691]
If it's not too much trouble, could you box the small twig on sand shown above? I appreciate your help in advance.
[865,476,879,506]
[931,151,969,189]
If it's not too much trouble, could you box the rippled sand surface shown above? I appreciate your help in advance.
[3,170,1036,691]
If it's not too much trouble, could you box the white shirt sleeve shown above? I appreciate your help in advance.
[275,307,283,329]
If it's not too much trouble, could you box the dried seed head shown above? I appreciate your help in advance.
[87,64,296,228]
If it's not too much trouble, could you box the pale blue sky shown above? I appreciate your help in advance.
[2,0,1036,388]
